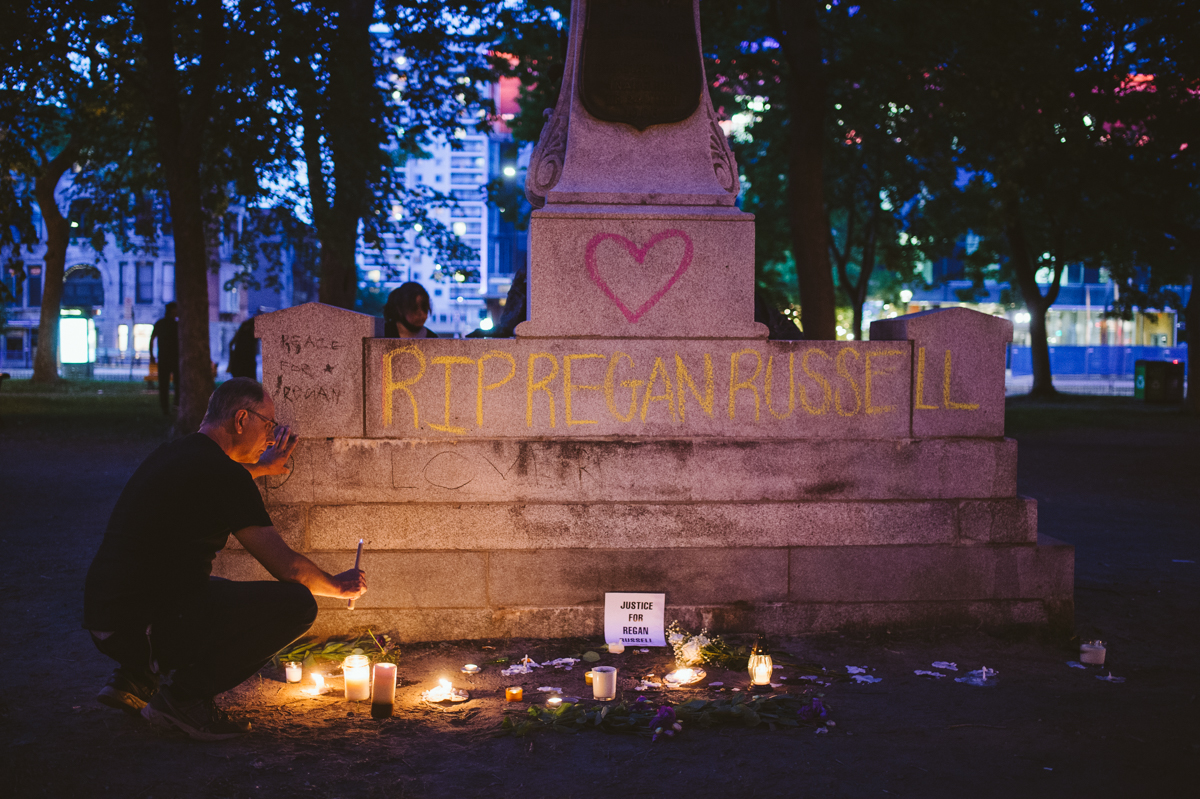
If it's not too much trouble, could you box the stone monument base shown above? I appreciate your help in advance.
[218,303,1074,642]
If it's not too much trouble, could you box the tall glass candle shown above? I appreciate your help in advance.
[371,663,397,719]
[285,662,302,683]
[343,654,371,701]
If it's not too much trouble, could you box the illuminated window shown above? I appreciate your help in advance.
[133,323,153,353]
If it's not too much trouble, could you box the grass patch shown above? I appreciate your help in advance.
[1005,394,1200,436]
[0,379,172,441]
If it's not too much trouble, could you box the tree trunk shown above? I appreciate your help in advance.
[317,217,360,308]
[138,0,222,434]
[774,0,836,340]
[314,0,377,309]
[1185,256,1199,415]
[850,200,879,341]
[30,138,80,384]
[1004,202,1061,399]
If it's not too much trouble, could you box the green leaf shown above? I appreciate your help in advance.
[582,651,601,662]
[352,648,364,655]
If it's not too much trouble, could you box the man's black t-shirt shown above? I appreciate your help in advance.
[84,434,272,631]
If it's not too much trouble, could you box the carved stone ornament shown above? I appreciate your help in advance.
[524,106,570,209]
[708,107,739,196]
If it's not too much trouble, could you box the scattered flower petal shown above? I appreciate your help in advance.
[1096,672,1125,683]
[1066,661,1087,669]
[797,698,827,721]
[852,675,882,684]
[708,681,724,687]
[914,670,946,678]
[845,666,866,674]
[932,661,958,671]
[814,726,828,734]
[954,668,999,686]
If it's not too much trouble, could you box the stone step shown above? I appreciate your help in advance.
[213,537,1072,638]
[263,437,1018,505]
[242,497,1037,551]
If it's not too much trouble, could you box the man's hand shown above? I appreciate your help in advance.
[234,525,369,600]
[330,568,368,600]
[245,424,299,479]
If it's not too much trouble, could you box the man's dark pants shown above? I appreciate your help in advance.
[92,579,317,701]
[158,361,179,414]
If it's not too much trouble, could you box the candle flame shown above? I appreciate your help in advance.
[304,673,326,695]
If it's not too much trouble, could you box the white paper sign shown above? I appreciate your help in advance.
[604,592,666,647]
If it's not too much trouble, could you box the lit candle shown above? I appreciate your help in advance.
[1080,642,1106,665]
[343,654,371,701]
[585,671,594,686]
[371,663,397,719]
[285,662,302,684]
[607,641,625,654]
[307,673,326,695]
[676,668,695,683]
[426,678,454,702]
[748,649,773,687]
[547,695,562,707]
[505,686,523,702]
[461,664,480,674]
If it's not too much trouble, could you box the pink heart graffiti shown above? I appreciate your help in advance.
[584,229,695,323]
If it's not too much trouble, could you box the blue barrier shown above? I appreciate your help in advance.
[1009,346,1187,377]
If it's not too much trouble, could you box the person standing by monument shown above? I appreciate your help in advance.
[149,301,179,415]
[383,282,439,339]
[227,312,260,379]
[83,378,368,740]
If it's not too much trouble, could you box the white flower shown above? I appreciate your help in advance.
[679,640,701,665]
[695,635,710,647]
[668,632,685,645]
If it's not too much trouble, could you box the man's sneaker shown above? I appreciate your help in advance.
[141,686,251,741]
[96,668,156,715]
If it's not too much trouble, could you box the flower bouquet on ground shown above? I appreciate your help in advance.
[665,621,750,670]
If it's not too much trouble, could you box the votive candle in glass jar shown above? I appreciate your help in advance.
[343,654,371,701]
[505,686,523,702]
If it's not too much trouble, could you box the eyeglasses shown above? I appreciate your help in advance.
[241,407,278,434]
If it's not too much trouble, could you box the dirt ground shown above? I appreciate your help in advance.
[1,387,1197,798]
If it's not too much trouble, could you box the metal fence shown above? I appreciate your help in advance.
[1008,345,1187,377]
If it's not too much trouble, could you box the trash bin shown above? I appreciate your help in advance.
[1134,360,1185,403]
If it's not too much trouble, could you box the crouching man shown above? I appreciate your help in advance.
[83,378,367,740]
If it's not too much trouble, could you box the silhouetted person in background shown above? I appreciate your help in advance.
[227,314,259,379]
[487,265,527,338]
[149,302,179,415]
[755,290,805,340]
[383,282,439,339]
